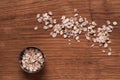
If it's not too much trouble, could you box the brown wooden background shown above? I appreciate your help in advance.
[0,0,120,80]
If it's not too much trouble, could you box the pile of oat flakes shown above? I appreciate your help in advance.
[35,9,118,56]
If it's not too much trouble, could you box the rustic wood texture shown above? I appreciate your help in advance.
[0,0,120,80]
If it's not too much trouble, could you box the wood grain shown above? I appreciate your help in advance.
[0,0,120,80]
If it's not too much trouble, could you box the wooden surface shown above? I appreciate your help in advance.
[0,0,120,80]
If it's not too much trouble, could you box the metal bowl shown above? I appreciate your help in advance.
[18,47,45,73]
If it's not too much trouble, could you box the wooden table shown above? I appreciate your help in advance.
[0,0,120,80]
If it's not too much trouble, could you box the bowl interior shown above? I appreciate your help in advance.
[19,47,45,73]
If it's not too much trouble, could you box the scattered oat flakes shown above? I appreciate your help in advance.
[104,43,108,48]
[68,43,71,45]
[74,13,79,17]
[109,47,112,51]
[48,11,53,16]
[106,20,111,25]
[36,14,40,18]
[74,8,78,13]
[68,39,71,41]
[77,40,80,42]
[108,52,112,56]
[102,50,106,53]
[113,21,117,26]
[90,44,95,47]
[34,26,38,30]
[35,10,118,55]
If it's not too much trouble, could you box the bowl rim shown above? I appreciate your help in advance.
[18,46,45,73]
